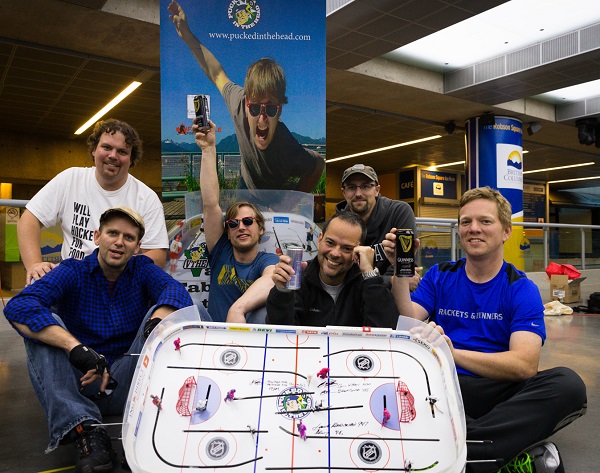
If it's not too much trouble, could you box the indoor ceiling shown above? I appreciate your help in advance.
[1,0,600,197]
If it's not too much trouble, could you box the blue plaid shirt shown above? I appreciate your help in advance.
[4,250,193,365]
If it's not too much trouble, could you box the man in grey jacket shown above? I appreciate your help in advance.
[335,164,419,285]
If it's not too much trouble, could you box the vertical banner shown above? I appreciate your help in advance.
[160,0,326,198]
[465,116,524,269]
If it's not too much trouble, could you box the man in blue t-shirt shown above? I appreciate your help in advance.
[194,120,278,323]
[383,187,586,473]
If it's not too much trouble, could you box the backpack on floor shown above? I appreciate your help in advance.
[587,292,600,313]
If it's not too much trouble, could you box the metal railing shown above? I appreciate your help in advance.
[416,217,600,271]
[2,198,597,271]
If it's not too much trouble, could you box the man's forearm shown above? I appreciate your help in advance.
[17,211,44,271]
[141,248,168,267]
[200,146,220,209]
[12,322,80,352]
[391,276,414,317]
[229,271,275,317]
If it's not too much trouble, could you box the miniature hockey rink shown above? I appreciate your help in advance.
[123,307,466,472]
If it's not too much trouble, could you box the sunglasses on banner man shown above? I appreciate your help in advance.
[225,216,259,229]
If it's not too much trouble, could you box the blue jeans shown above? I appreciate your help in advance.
[25,311,151,452]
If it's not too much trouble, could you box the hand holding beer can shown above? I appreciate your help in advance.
[395,229,415,277]
[285,247,304,290]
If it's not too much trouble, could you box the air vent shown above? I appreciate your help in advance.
[445,22,600,93]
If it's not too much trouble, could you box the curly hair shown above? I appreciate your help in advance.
[87,119,143,167]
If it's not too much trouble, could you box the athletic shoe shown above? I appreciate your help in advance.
[497,442,564,473]
[74,425,117,473]
[528,442,565,473]
[497,451,533,473]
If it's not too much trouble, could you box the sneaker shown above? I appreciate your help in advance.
[74,425,117,473]
[497,451,533,473]
[528,442,565,473]
[497,442,564,473]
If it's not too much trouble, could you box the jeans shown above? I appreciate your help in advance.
[25,311,151,452]
[245,306,267,324]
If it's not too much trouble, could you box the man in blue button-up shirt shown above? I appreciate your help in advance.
[4,206,193,472]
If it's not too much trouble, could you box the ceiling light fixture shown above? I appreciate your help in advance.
[74,81,143,135]
[523,162,595,174]
[430,161,465,170]
[527,122,542,135]
[326,135,442,163]
[548,175,600,184]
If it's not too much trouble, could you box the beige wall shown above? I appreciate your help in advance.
[0,130,163,199]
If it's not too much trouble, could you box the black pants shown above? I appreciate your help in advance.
[462,367,587,473]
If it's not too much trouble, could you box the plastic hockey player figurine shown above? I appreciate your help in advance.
[297,420,307,440]
[196,399,207,412]
[382,408,391,426]
[224,389,236,402]
[317,367,330,379]
[150,395,162,411]
[174,337,181,351]
[169,234,183,273]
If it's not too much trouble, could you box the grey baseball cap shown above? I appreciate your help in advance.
[342,164,378,185]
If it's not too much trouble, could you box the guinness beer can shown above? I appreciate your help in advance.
[285,246,304,290]
[395,229,415,277]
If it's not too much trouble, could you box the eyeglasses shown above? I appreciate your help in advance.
[225,216,259,229]
[246,100,281,118]
[343,183,377,193]
[82,376,118,401]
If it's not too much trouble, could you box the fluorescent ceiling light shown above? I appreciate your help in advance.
[326,135,442,163]
[384,0,600,74]
[548,176,600,184]
[534,79,600,104]
[429,161,465,170]
[74,81,142,135]
[524,162,595,174]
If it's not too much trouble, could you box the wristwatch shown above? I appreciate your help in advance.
[362,267,380,280]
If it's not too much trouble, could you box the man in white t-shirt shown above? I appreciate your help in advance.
[18,118,169,284]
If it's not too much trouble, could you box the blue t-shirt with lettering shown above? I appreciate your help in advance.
[207,234,279,322]
[411,259,545,376]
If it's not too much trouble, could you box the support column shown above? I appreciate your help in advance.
[465,116,524,270]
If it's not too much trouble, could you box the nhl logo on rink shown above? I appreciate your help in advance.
[358,441,382,464]
[206,437,229,460]
[353,354,374,372]
[220,349,241,366]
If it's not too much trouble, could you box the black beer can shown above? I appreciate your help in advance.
[395,229,415,277]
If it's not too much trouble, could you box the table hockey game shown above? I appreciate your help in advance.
[123,307,466,472]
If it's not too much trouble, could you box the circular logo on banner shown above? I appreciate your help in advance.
[228,1,260,29]
[206,437,229,460]
[277,387,313,420]
[353,354,374,372]
[358,441,382,464]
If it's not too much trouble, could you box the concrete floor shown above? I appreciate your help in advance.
[0,307,598,472]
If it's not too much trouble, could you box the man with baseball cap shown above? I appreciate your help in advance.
[335,164,418,285]
[4,207,194,472]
